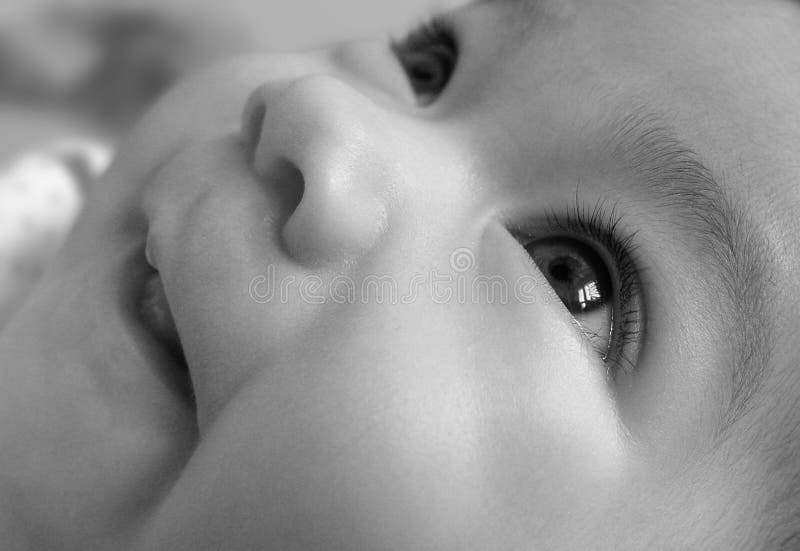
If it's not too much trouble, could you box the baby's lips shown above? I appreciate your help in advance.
[139,271,186,367]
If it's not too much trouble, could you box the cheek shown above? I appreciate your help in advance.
[144,324,627,549]
[138,224,629,549]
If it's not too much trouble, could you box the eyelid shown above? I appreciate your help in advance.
[546,201,645,375]
[510,196,646,376]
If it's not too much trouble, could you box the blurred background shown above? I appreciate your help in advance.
[0,0,460,327]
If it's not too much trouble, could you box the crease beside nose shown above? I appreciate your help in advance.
[241,74,396,265]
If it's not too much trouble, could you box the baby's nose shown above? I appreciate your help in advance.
[241,74,400,265]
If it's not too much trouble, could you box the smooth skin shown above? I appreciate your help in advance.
[2,0,800,549]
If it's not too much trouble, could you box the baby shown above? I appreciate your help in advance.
[1,0,799,549]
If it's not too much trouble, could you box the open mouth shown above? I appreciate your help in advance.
[138,268,193,393]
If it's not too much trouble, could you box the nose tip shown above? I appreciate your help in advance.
[282,169,390,265]
[242,74,395,265]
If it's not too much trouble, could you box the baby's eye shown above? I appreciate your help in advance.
[391,16,458,106]
[518,204,645,375]
[525,237,613,356]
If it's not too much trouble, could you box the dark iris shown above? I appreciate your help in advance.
[397,46,455,99]
[525,237,612,314]
[392,17,457,105]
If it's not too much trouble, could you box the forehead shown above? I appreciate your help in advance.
[489,0,800,39]
[481,0,800,95]
[464,0,800,214]
[476,0,800,98]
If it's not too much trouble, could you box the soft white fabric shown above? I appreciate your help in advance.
[0,139,111,328]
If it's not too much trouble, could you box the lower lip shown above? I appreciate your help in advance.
[132,263,194,404]
[100,245,196,405]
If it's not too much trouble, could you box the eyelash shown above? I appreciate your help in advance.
[392,15,458,103]
[524,196,645,376]
[399,15,456,52]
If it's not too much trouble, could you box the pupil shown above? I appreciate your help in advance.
[524,237,612,314]
[413,70,431,83]
[549,260,573,282]
[411,63,436,85]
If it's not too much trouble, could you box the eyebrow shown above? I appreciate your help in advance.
[602,107,776,435]
[474,0,777,433]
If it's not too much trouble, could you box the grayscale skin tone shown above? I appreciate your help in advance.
[2,0,800,549]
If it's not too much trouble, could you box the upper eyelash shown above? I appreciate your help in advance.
[542,194,645,376]
[393,15,457,56]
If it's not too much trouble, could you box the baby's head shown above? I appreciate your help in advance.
[2,0,800,548]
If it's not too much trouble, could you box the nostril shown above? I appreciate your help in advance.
[271,157,306,222]
[242,74,394,265]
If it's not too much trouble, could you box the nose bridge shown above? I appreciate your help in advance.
[244,74,401,265]
[325,39,416,105]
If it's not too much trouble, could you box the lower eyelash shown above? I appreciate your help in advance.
[544,193,645,376]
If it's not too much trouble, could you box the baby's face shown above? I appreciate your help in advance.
[3,0,800,548]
